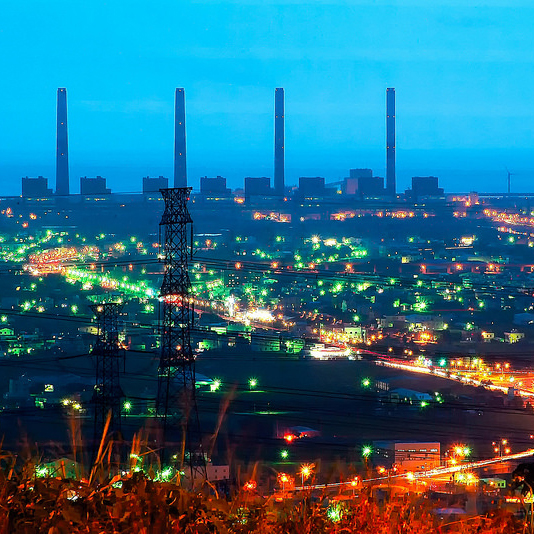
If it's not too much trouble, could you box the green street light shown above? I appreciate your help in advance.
[361,378,371,388]
[362,445,372,458]
[123,401,132,412]
[249,378,258,390]
[280,449,289,460]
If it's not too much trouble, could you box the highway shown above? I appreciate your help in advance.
[290,447,534,492]
[375,355,534,399]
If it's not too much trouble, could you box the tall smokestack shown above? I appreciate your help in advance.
[174,88,187,188]
[56,88,69,196]
[386,87,396,196]
[274,88,285,196]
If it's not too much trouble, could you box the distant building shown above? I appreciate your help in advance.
[481,331,495,342]
[390,388,432,402]
[185,462,229,483]
[200,176,230,196]
[299,177,325,198]
[394,442,440,472]
[142,176,168,193]
[350,168,373,180]
[206,463,230,481]
[480,477,507,489]
[245,177,271,197]
[344,170,385,197]
[343,178,359,196]
[373,441,440,472]
[504,330,525,344]
[409,176,444,199]
[80,176,111,196]
[22,176,53,198]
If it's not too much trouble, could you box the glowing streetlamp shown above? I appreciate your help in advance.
[278,472,289,492]
[123,400,132,412]
[350,476,359,496]
[299,463,314,486]
[448,444,471,466]
[362,445,372,462]
[280,449,289,460]
[492,438,511,456]
[249,378,258,390]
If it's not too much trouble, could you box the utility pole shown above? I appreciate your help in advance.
[157,187,206,483]
[91,302,124,444]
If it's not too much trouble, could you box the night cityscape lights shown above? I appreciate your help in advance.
[2,175,534,520]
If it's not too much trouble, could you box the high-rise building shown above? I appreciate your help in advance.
[174,88,187,188]
[56,88,69,196]
[386,88,396,196]
[274,88,285,196]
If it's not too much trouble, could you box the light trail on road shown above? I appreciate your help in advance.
[376,357,534,399]
[291,447,534,492]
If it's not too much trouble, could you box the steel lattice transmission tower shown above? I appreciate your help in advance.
[91,302,124,441]
[157,187,205,480]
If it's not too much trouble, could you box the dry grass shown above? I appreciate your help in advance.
[0,467,525,533]
[0,417,526,533]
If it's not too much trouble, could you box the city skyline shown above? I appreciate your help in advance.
[1,1,533,194]
[2,86,534,196]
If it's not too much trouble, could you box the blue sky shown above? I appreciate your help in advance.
[1,0,533,194]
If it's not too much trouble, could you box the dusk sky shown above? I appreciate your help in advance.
[1,0,533,194]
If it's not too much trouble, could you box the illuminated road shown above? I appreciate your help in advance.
[375,356,534,399]
[291,447,534,492]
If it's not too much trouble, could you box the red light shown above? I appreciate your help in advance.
[284,434,296,443]
[163,294,183,304]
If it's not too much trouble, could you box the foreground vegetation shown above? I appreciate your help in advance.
[0,467,525,533]
[0,421,526,533]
